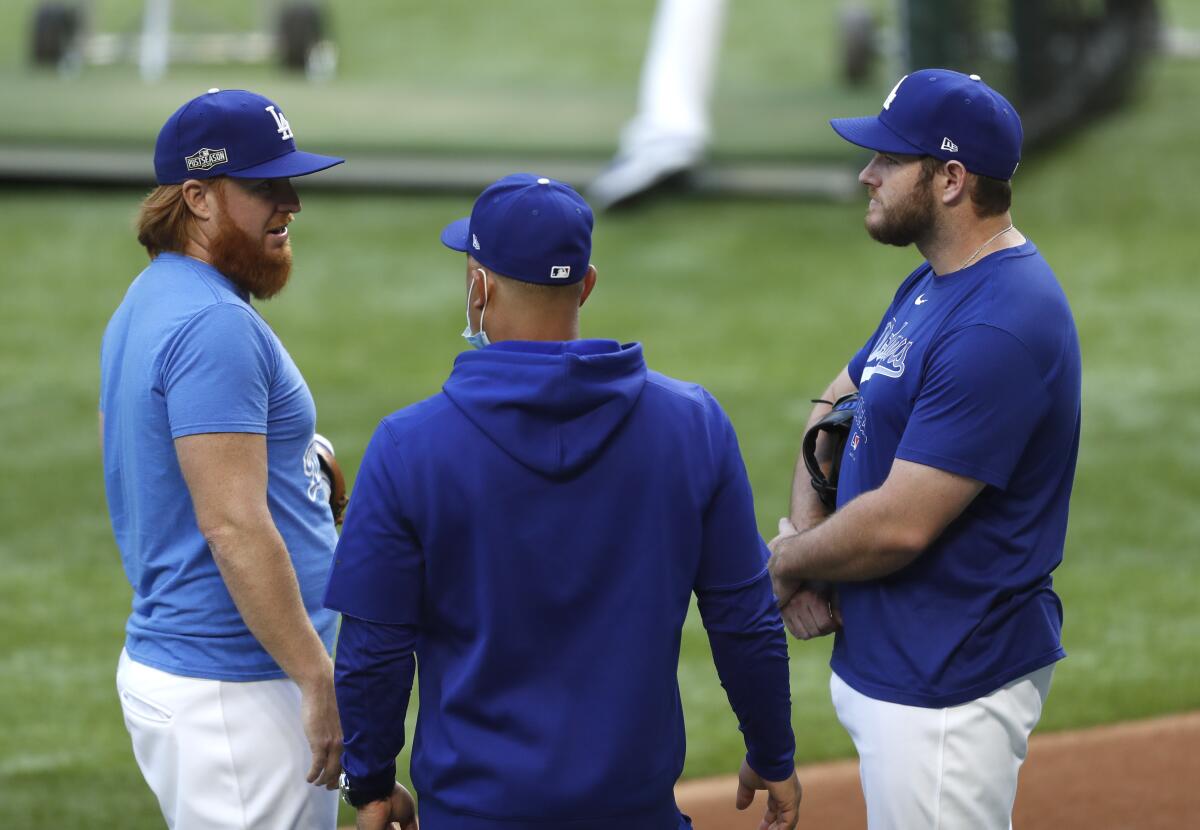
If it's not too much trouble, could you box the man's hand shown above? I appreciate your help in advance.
[734,757,801,830]
[300,669,343,789]
[780,585,842,640]
[356,783,418,830]
[767,517,803,606]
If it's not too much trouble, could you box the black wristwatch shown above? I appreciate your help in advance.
[339,771,394,808]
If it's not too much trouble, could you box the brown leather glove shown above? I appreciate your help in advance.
[312,434,349,525]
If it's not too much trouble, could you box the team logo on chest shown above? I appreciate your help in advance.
[861,318,913,382]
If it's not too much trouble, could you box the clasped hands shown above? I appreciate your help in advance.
[767,518,842,640]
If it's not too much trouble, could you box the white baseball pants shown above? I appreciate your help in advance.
[831,664,1054,830]
[116,649,338,830]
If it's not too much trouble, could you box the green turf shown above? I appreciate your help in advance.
[0,0,895,159]
[2,3,1200,829]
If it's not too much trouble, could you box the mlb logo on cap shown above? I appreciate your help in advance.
[154,88,343,185]
[440,174,594,286]
[830,68,1023,181]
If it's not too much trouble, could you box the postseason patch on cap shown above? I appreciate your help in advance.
[185,147,229,173]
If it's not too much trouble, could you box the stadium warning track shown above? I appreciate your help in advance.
[0,143,860,201]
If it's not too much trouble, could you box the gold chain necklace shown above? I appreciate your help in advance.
[959,224,1015,270]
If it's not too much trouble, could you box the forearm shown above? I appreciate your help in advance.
[789,429,831,532]
[335,615,417,781]
[772,488,924,583]
[700,575,795,779]
[207,522,332,687]
[789,368,855,530]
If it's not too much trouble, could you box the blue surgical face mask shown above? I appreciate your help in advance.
[461,269,491,349]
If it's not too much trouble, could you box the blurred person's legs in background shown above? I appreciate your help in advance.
[589,0,726,209]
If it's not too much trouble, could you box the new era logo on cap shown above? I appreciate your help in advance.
[941,137,959,153]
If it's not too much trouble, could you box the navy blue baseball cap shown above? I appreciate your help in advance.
[440,173,593,285]
[830,69,1023,181]
[154,88,343,185]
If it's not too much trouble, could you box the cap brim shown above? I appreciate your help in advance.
[440,216,471,252]
[830,115,925,155]
[228,149,344,179]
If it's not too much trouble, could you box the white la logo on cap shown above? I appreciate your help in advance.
[471,234,481,251]
[550,266,571,279]
[265,105,294,141]
[883,75,908,110]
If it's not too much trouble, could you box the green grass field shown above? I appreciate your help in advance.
[2,2,1199,828]
[0,0,896,159]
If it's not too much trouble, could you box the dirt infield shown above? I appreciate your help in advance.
[675,711,1200,829]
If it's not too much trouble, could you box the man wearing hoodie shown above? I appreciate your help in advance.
[324,174,800,830]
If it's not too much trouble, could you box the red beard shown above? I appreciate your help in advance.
[208,210,293,300]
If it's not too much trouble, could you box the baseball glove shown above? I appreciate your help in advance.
[802,391,860,510]
[312,433,349,525]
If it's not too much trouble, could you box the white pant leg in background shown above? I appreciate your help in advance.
[619,0,728,159]
[116,650,338,830]
[589,0,728,208]
[831,665,1054,830]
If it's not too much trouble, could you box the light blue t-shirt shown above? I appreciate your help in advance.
[100,252,338,681]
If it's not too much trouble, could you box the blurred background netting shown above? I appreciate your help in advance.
[0,0,1176,191]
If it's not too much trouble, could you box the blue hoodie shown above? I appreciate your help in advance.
[325,340,793,829]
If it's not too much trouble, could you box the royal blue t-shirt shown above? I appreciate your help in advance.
[100,253,338,680]
[834,241,1081,708]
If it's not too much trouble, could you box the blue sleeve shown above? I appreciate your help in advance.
[161,303,276,437]
[700,577,796,780]
[334,614,417,786]
[693,404,795,780]
[693,404,769,591]
[324,422,423,625]
[897,324,1049,488]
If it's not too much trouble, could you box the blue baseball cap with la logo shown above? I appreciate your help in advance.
[830,68,1023,181]
[154,88,343,185]
[440,173,594,286]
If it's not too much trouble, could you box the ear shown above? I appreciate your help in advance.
[180,179,215,221]
[578,265,598,307]
[940,161,969,205]
[468,268,491,309]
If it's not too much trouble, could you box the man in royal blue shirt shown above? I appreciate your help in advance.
[768,70,1081,829]
[325,174,800,830]
[101,89,345,828]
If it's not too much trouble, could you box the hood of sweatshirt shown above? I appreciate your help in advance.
[442,339,647,478]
